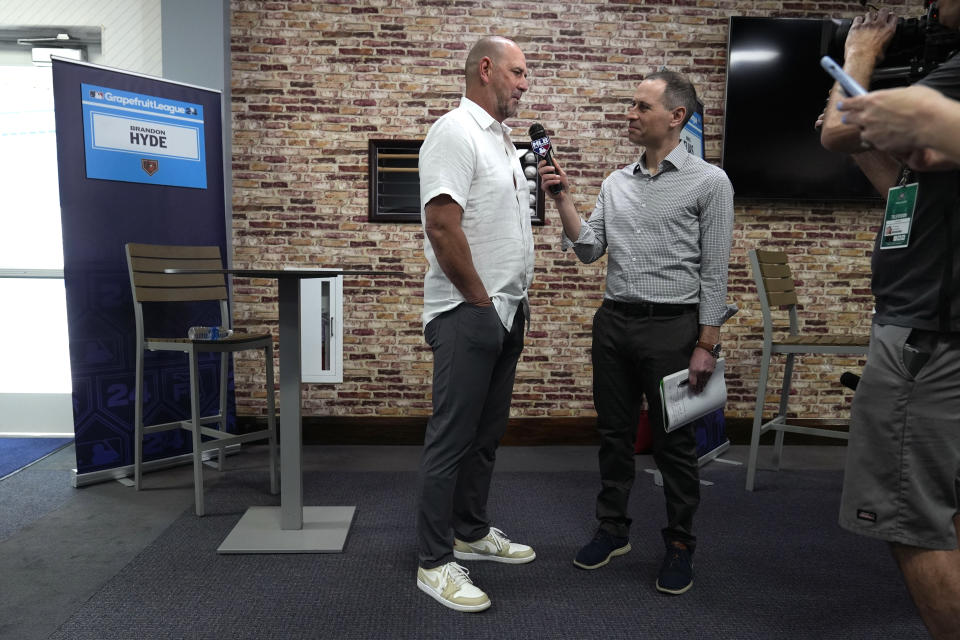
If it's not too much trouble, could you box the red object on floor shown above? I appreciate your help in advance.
[635,410,651,454]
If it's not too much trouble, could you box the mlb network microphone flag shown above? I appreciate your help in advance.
[531,134,551,158]
[52,58,231,479]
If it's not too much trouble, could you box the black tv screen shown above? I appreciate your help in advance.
[722,16,879,201]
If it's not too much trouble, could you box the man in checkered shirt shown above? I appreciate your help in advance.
[538,70,734,596]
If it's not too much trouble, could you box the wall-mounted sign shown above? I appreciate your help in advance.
[80,83,207,189]
[680,106,705,159]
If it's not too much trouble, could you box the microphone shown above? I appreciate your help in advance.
[840,371,860,391]
[528,123,563,195]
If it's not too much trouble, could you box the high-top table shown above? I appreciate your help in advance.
[165,267,394,553]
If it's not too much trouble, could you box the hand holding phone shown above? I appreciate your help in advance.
[820,56,867,97]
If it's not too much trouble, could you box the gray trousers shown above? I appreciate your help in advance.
[417,302,525,569]
[840,323,960,549]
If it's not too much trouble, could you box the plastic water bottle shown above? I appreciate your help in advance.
[187,326,234,340]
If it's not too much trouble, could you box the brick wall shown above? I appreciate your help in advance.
[229,0,908,422]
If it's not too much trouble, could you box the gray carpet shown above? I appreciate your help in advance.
[48,467,926,639]
[0,468,75,542]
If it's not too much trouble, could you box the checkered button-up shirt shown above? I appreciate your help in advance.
[563,143,734,326]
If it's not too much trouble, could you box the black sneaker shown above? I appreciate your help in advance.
[656,541,694,595]
[573,529,631,569]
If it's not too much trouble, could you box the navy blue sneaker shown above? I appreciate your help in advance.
[573,529,631,569]
[656,541,694,594]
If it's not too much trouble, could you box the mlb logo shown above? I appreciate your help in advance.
[89,90,104,99]
[531,136,551,158]
[141,159,159,176]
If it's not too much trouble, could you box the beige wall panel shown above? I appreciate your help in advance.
[228,0,876,422]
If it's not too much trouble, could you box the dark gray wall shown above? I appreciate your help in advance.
[160,0,232,263]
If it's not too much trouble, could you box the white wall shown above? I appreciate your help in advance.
[0,0,161,74]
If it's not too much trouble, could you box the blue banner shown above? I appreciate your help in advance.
[681,109,705,159]
[81,83,206,188]
[53,60,231,476]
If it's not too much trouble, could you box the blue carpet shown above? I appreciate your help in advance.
[0,437,73,479]
[48,467,927,639]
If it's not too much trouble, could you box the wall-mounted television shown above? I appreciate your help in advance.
[722,16,879,202]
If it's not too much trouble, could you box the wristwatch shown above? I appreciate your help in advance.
[696,340,721,358]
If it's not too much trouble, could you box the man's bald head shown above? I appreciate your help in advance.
[465,36,518,86]
[463,36,528,122]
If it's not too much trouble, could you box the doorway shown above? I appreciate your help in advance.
[0,64,73,436]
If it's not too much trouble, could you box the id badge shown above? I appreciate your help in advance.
[880,183,917,250]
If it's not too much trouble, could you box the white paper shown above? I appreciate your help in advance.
[659,359,726,432]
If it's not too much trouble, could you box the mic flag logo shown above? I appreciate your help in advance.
[531,136,551,158]
[141,159,159,176]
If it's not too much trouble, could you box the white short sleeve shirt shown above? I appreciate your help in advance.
[419,97,534,330]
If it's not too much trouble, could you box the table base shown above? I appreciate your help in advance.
[217,506,356,554]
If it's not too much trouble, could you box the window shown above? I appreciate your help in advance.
[0,65,71,395]
[0,63,72,435]
[367,139,545,225]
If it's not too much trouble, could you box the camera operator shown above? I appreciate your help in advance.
[820,4,960,639]
[839,84,960,163]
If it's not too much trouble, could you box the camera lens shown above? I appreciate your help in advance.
[822,12,960,81]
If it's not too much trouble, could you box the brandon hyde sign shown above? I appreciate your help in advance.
[80,83,207,189]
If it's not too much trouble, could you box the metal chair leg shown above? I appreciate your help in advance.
[772,353,795,470]
[216,351,228,471]
[189,348,205,517]
[134,347,145,491]
[746,346,772,491]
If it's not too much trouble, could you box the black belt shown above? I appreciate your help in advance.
[601,299,697,317]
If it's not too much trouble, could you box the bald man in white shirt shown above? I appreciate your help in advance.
[414,35,537,613]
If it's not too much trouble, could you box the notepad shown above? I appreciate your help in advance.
[659,359,726,432]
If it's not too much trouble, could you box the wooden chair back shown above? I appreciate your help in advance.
[749,249,801,337]
[126,243,228,303]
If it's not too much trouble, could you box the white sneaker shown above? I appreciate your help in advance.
[453,527,536,564]
[416,562,491,612]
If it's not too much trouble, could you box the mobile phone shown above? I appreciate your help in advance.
[902,343,930,377]
[902,329,936,377]
[820,56,867,97]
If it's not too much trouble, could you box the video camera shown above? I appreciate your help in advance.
[823,1,960,86]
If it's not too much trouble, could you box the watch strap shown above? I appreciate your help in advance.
[696,340,720,358]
